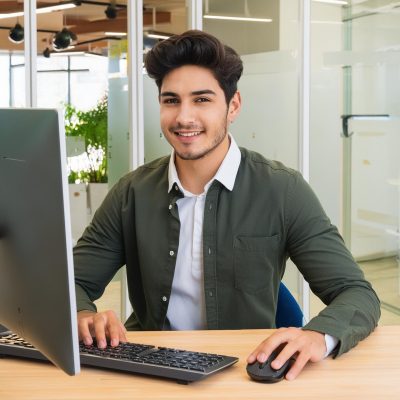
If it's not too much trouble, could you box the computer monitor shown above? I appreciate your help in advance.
[0,108,80,376]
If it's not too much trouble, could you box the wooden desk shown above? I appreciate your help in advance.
[1,326,399,400]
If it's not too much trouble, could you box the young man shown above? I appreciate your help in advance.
[74,30,380,380]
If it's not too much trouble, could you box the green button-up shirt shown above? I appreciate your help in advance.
[74,147,380,357]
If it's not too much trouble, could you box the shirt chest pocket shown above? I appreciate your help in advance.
[233,235,280,294]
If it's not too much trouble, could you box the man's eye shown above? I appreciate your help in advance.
[195,97,210,103]
[163,98,179,104]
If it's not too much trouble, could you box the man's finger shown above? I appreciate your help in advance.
[247,328,300,364]
[106,312,124,347]
[77,312,95,345]
[285,351,310,380]
[93,313,108,348]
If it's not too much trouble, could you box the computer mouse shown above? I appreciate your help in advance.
[246,343,294,383]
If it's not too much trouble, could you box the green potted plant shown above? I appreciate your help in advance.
[65,96,109,223]
[65,95,108,184]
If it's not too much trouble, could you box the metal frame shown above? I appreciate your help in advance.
[342,5,353,248]
[187,0,203,30]
[299,0,311,321]
[121,0,144,321]
[24,0,37,107]
[127,0,144,170]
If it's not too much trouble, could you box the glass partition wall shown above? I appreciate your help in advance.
[6,0,399,326]
[309,0,400,324]
[342,3,400,324]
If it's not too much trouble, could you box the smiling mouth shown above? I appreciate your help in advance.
[174,131,203,137]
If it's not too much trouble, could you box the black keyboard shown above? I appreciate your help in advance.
[0,332,238,384]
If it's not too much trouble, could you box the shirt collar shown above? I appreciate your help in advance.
[168,133,241,195]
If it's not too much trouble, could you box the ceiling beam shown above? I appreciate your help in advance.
[0,1,69,13]
[68,11,170,34]
[69,17,126,34]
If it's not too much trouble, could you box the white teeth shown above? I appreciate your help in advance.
[175,131,202,137]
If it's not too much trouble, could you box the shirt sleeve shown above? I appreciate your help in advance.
[324,334,339,358]
[73,179,127,312]
[286,172,380,357]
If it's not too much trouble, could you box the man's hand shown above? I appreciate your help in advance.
[247,328,327,381]
[77,310,127,349]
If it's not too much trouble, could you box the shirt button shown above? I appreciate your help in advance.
[209,203,213,210]
[162,296,168,302]
[175,185,179,191]
[208,248,211,255]
[168,204,172,210]
[169,250,174,256]
[208,291,213,297]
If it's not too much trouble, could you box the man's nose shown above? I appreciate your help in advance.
[175,102,196,125]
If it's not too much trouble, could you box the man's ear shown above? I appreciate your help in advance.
[228,91,241,123]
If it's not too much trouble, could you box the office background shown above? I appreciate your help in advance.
[0,0,399,325]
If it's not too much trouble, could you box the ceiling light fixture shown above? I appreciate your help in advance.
[43,47,51,58]
[8,23,24,43]
[105,2,118,19]
[52,28,77,51]
[0,2,77,20]
[203,15,272,23]
[0,11,24,20]
[105,32,126,36]
[312,0,348,5]
[145,31,171,40]
[36,3,77,14]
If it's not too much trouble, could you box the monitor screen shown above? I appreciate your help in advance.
[0,108,80,375]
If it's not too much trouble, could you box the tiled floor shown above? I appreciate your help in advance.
[95,257,400,326]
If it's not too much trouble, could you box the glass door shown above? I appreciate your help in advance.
[342,2,400,324]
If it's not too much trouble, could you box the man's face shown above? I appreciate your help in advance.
[159,65,240,161]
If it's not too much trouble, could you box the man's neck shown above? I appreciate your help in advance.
[175,135,230,195]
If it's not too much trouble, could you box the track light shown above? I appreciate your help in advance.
[145,30,171,40]
[52,28,77,51]
[105,3,118,19]
[43,47,51,58]
[8,23,24,43]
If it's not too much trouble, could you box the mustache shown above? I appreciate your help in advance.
[169,123,204,131]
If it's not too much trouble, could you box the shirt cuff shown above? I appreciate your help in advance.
[324,334,339,358]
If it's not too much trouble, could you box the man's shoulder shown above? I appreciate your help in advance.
[116,155,170,189]
[239,147,299,178]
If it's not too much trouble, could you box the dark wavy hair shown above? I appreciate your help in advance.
[144,30,243,105]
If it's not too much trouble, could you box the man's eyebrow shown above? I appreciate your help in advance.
[160,91,178,97]
[191,89,216,96]
[159,89,217,97]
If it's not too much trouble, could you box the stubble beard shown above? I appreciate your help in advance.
[171,116,229,161]
[177,126,227,160]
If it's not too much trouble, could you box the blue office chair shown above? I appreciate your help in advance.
[275,282,304,328]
